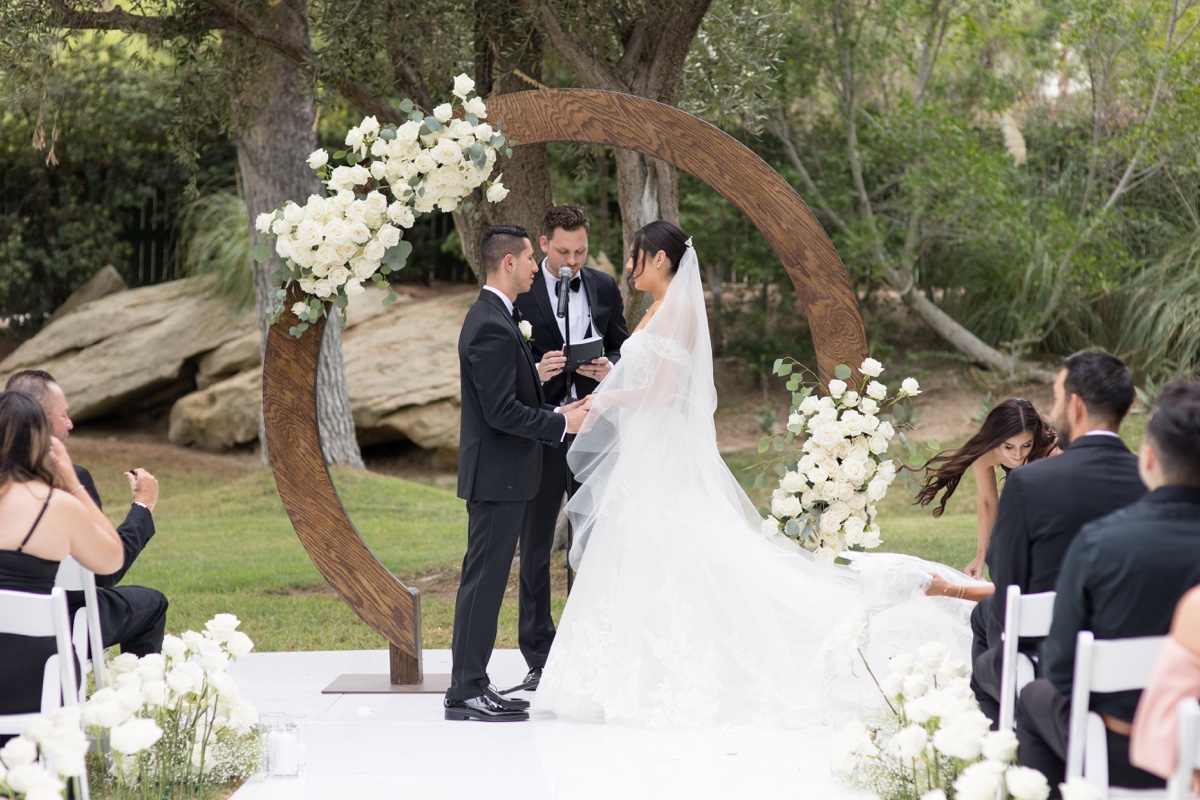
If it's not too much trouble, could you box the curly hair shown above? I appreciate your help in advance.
[541,203,590,239]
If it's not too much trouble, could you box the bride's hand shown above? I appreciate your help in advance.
[925,574,959,599]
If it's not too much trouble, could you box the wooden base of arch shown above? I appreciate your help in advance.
[262,89,867,690]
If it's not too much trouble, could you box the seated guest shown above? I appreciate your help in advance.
[0,391,125,714]
[5,370,166,656]
[1015,379,1200,799]
[972,352,1145,726]
[1130,585,1200,791]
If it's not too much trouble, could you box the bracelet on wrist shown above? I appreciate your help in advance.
[69,485,87,495]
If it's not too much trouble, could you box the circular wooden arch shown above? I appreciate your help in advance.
[263,89,867,684]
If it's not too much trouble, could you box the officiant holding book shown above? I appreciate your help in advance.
[507,204,630,694]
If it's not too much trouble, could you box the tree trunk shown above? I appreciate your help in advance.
[455,0,552,280]
[613,149,680,321]
[230,0,364,468]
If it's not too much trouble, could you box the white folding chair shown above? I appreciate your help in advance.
[0,587,79,732]
[55,556,109,697]
[1169,697,1200,800]
[1066,631,1168,799]
[997,585,1057,731]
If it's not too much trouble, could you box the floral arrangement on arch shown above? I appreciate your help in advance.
[756,357,920,563]
[832,639,1054,800]
[252,74,512,337]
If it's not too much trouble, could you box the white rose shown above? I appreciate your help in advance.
[798,395,820,415]
[981,729,1019,762]
[818,512,841,534]
[903,673,930,699]
[452,73,476,100]
[859,357,884,377]
[370,138,389,159]
[0,736,38,767]
[810,422,842,450]
[770,494,802,518]
[869,435,889,455]
[376,225,401,249]
[842,515,866,544]
[953,761,1005,800]
[166,661,205,696]
[344,280,367,297]
[486,181,510,203]
[387,203,416,229]
[832,718,875,772]
[433,103,453,123]
[362,190,388,214]
[306,148,329,169]
[139,678,167,708]
[833,616,866,652]
[414,150,437,174]
[866,477,889,502]
[359,115,380,138]
[431,140,462,166]
[787,412,804,432]
[1004,766,1050,800]
[323,220,350,245]
[329,266,352,286]
[933,711,992,760]
[861,524,882,548]
[254,211,275,233]
[303,194,328,219]
[518,320,533,340]
[841,390,859,408]
[363,240,387,262]
[892,724,928,759]
[779,470,807,493]
[866,380,887,401]
[465,96,487,118]
[447,119,474,140]
[877,459,897,483]
[345,126,365,154]
[395,119,422,143]
[474,122,495,142]
[109,718,163,755]
[877,420,896,440]
[841,409,865,436]
[859,398,879,415]
[902,377,921,396]
[347,221,371,244]
[827,378,847,398]
[879,672,905,698]
[228,701,259,734]
[283,202,305,225]
[760,516,779,536]
[917,640,948,671]
[813,546,838,566]
[4,763,62,796]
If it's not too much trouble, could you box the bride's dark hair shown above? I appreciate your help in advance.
[626,220,689,291]
[914,397,1057,517]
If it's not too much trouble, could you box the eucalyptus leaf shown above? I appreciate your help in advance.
[754,473,769,489]
[784,519,801,538]
[772,437,785,451]
[835,364,852,380]
[758,436,771,454]
[379,127,396,141]
[251,243,272,263]
[398,99,414,113]
[424,116,443,132]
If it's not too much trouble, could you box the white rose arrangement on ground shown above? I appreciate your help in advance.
[833,640,1053,800]
[756,357,920,563]
[252,74,511,337]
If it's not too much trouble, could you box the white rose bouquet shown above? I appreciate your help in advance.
[252,74,512,337]
[0,707,89,800]
[80,614,260,799]
[833,640,1052,800]
[757,357,921,563]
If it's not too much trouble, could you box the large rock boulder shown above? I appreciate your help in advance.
[168,369,262,450]
[52,266,127,319]
[0,278,255,421]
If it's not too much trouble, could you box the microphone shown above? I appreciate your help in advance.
[556,267,572,318]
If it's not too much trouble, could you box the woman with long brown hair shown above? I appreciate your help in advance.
[0,390,124,715]
[916,398,1057,581]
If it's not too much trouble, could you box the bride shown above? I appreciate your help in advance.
[532,221,978,731]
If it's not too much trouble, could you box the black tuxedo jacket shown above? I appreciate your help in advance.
[456,289,566,503]
[985,434,1146,630]
[74,465,155,586]
[514,265,630,406]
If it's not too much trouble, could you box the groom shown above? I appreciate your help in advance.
[445,225,590,722]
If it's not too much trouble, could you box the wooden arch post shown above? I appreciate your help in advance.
[263,89,867,691]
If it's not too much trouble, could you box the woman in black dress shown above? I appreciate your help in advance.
[0,390,124,715]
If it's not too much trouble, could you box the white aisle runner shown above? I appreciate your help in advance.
[229,649,867,800]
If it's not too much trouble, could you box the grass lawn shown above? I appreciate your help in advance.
[70,413,1147,653]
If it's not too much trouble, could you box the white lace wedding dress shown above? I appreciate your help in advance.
[531,245,976,731]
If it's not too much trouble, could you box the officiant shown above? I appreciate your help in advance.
[507,204,630,694]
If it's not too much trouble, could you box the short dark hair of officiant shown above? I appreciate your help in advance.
[1147,380,1200,487]
[542,204,590,239]
[481,225,531,275]
[1062,351,1135,427]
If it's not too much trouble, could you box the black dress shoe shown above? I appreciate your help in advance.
[444,694,529,722]
[500,667,542,695]
[485,685,530,711]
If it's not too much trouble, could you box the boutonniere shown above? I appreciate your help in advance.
[518,320,534,343]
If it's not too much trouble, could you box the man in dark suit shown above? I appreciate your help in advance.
[507,204,630,693]
[4,369,167,656]
[445,225,590,722]
[971,352,1146,726]
[1014,380,1200,799]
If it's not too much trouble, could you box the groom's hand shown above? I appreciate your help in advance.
[538,350,567,383]
[559,397,592,434]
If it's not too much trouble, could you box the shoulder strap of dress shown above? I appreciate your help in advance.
[16,489,53,553]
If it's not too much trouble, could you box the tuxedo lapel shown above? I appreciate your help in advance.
[530,271,561,347]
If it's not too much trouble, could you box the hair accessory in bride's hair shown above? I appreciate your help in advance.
[684,236,693,249]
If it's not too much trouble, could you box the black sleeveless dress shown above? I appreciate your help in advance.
[0,490,78,715]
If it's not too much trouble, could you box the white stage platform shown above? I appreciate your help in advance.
[227,649,865,800]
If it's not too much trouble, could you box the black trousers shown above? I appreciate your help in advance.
[67,585,168,657]
[518,442,575,671]
[1015,678,1165,800]
[970,597,1003,729]
[447,499,526,701]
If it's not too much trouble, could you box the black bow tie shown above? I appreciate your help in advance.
[568,275,581,292]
